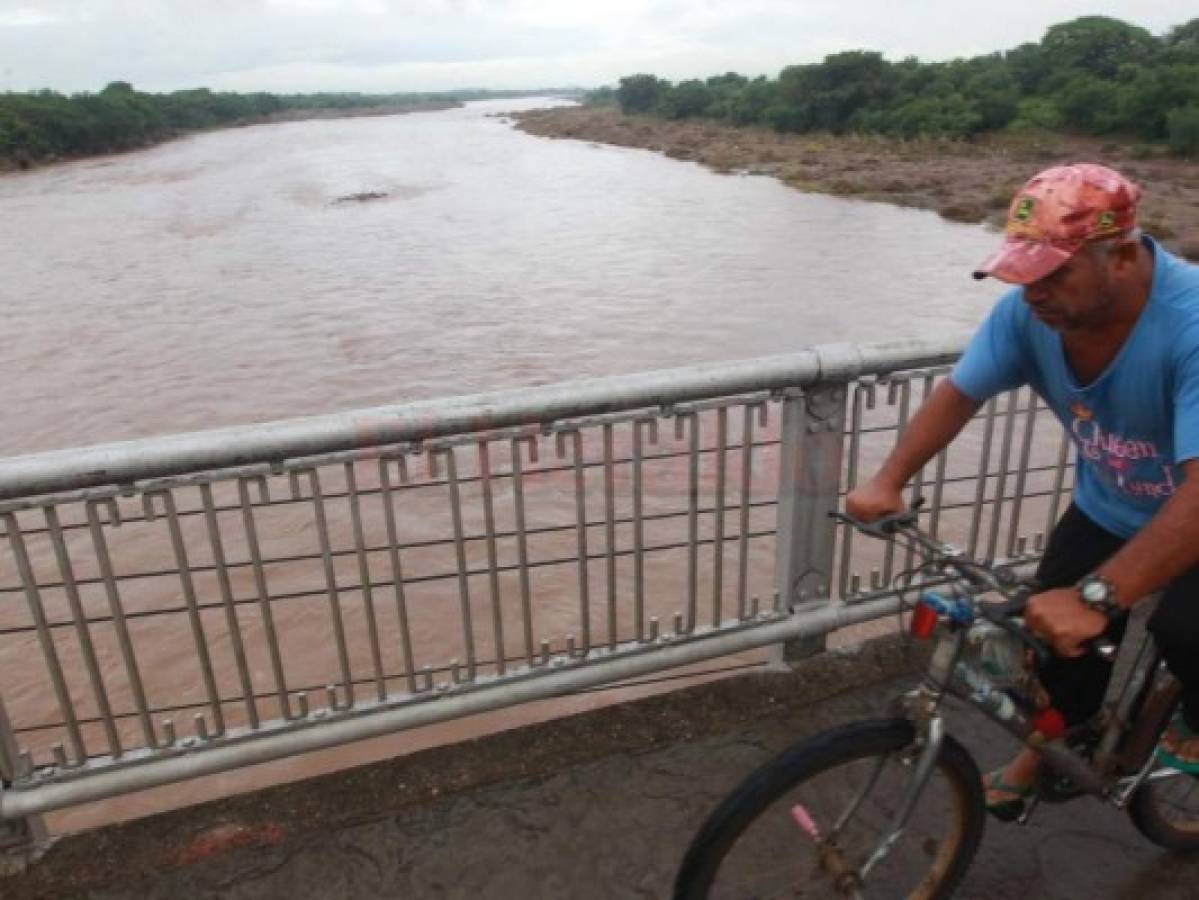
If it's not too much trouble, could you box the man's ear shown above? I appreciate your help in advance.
[1111,236,1140,273]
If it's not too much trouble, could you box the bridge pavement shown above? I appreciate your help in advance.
[5,636,1197,899]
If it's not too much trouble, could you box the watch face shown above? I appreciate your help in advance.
[1081,580,1109,603]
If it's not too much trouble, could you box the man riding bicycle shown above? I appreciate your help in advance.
[845,162,1199,820]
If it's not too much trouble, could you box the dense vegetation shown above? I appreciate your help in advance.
[606,16,1199,155]
[0,84,561,168]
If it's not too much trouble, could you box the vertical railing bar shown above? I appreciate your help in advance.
[85,501,158,748]
[159,490,226,736]
[307,469,355,708]
[378,459,417,693]
[601,425,618,650]
[3,512,87,764]
[837,383,867,597]
[0,694,50,858]
[903,376,924,572]
[568,431,591,653]
[711,407,728,627]
[984,391,1020,562]
[882,379,912,582]
[966,397,998,557]
[685,413,699,633]
[1005,390,1040,558]
[477,441,506,675]
[510,438,535,665]
[771,383,846,662]
[736,405,755,620]
[444,449,478,679]
[0,694,17,781]
[928,441,951,540]
[344,463,387,701]
[1046,429,1073,534]
[44,506,121,759]
[632,421,645,641]
[200,483,259,729]
[236,478,292,718]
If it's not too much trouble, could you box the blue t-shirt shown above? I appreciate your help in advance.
[951,237,1199,538]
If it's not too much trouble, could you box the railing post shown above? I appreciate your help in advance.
[0,694,48,874]
[771,383,848,665]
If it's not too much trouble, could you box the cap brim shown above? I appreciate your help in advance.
[972,238,1077,285]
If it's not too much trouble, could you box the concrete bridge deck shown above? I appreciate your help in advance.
[4,636,1197,899]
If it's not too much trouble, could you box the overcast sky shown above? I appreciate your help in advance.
[0,1,1188,95]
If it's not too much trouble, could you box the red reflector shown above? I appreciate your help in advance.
[1031,707,1067,741]
[910,601,938,639]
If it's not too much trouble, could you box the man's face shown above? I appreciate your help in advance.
[1021,246,1118,332]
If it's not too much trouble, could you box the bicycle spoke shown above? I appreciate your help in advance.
[831,753,890,838]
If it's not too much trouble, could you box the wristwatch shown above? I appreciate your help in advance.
[1076,573,1122,617]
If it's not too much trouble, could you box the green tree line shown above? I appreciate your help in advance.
[0,83,558,168]
[608,16,1199,156]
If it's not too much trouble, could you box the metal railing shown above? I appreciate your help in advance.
[0,336,1074,836]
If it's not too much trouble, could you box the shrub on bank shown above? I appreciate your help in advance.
[597,14,1199,149]
[0,84,542,168]
[1168,105,1199,157]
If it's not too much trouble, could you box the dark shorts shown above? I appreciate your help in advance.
[1035,504,1199,727]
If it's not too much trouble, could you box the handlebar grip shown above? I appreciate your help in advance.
[985,598,1117,664]
[829,507,917,537]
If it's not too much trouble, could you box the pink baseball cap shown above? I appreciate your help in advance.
[973,163,1141,284]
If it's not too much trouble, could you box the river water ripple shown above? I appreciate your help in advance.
[0,98,1001,459]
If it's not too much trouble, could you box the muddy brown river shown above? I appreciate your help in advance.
[0,99,1000,458]
[0,99,1006,833]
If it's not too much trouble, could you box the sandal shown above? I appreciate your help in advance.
[983,767,1035,822]
[1155,710,1199,774]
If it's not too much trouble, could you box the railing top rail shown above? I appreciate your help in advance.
[0,336,966,501]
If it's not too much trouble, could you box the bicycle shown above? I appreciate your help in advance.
[673,506,1198,899]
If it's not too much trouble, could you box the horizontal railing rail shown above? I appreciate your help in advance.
[0,339,962,503]
[0,335,1075,836]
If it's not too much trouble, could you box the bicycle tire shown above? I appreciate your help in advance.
[1126,704,1199,857]
[673,718,986,900]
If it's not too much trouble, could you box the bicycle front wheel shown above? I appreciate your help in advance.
[674,718,985,900]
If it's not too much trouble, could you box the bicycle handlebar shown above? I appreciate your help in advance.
[831,506,1115,664]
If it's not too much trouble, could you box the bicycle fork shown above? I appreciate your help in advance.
[798,714,947,895]
[857,715,946,881]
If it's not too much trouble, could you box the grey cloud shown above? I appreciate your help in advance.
[0,0,1190,93]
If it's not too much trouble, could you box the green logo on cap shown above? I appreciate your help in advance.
[1013,197,1035,223]
[1096,210,1116,232]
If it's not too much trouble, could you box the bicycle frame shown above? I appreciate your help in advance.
[678,512,1196,899]
[839,516,1185,885]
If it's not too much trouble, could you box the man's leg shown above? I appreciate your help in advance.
[1148,570,1199,765]
[986,504,1125,809]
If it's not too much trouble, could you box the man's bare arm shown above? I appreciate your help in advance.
[846,379,982,520]
[1025,458,1199,655]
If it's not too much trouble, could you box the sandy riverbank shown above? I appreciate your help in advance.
[512,105,1199,261]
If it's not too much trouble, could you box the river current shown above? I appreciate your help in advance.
[0,98,1001,459]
